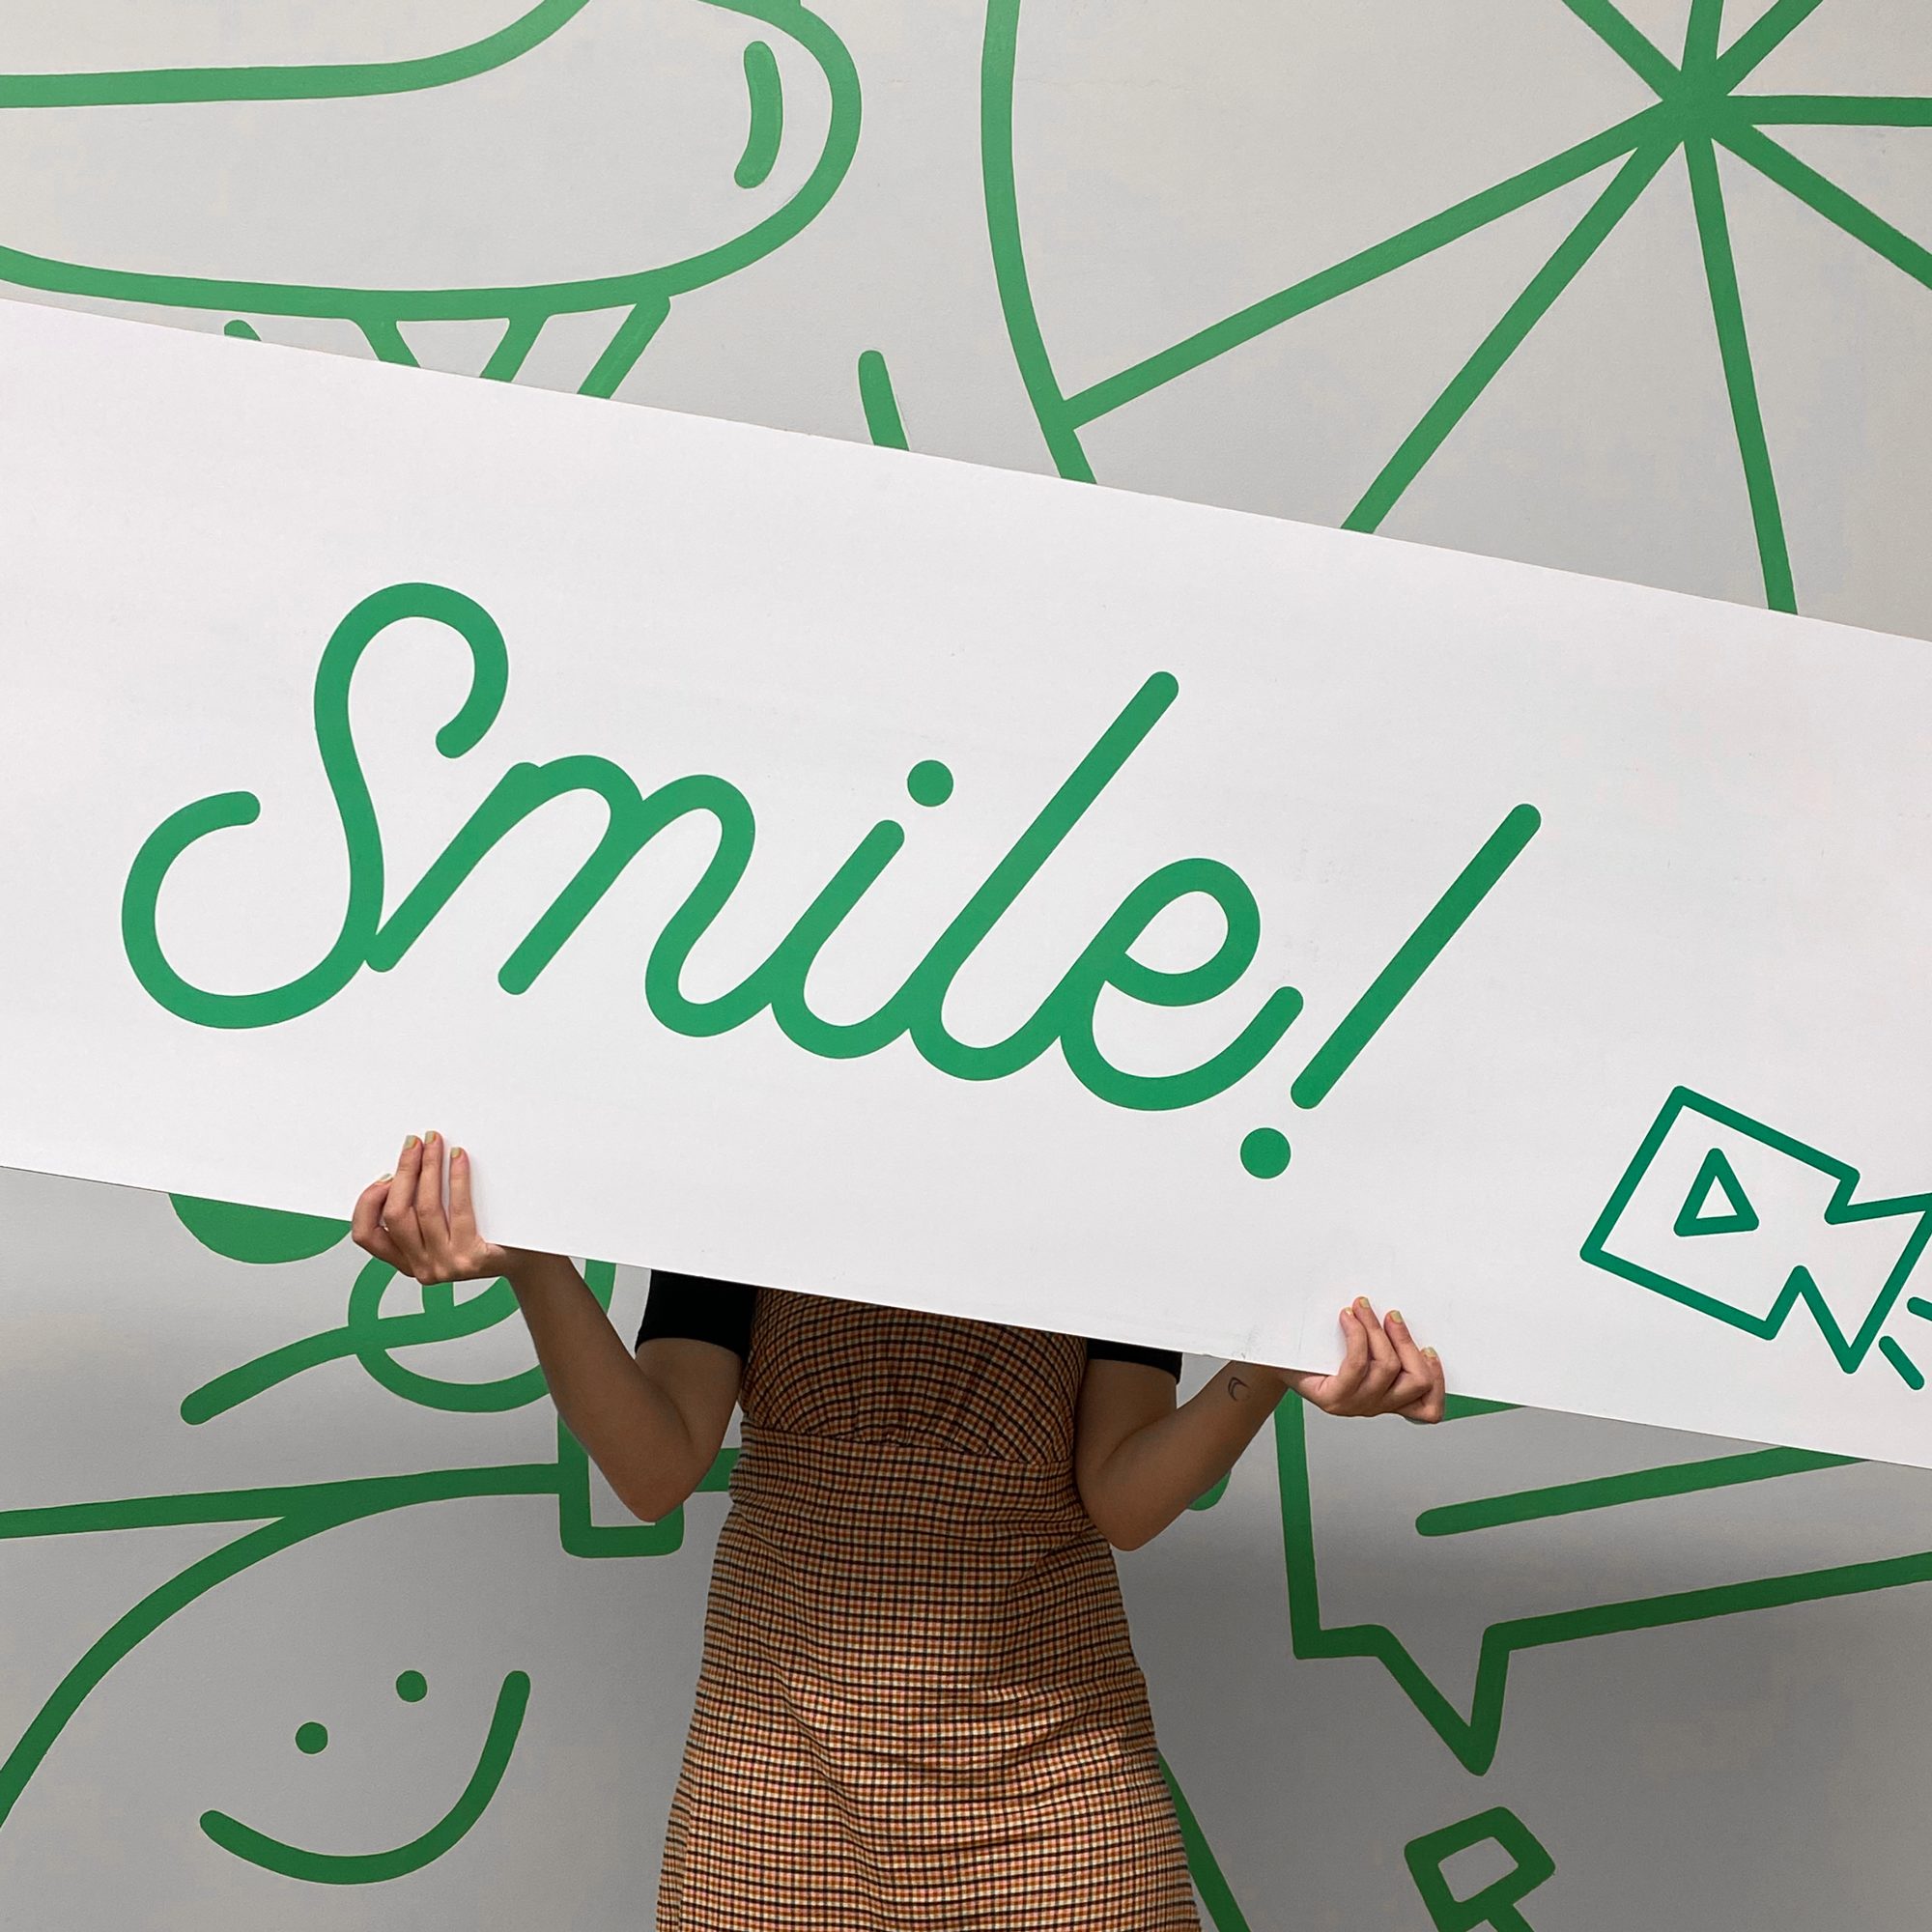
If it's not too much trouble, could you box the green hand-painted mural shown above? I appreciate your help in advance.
[0,1,861,392]
[980,0,1932,616]
[199,1667,533,1884]
[3,1,1931,1923]
[1406,1807,1556,1932]
[0,1209,736,1870]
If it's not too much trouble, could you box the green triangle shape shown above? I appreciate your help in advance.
[1673,1146,1760,1237]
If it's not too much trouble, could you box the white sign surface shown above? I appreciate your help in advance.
[3,298,1931,1464]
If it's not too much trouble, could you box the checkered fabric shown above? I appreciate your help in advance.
[657,1289,1200,1930]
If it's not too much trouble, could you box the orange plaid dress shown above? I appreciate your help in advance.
[655,1288,1200,1931]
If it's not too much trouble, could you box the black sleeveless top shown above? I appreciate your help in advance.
[637,1271,1181,1378]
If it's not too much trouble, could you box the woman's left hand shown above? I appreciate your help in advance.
[1268,1297,1446,1424]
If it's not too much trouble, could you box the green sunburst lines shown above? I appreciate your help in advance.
[984,0,1932,617]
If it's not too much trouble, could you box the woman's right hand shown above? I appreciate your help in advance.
[352,1131,550,1287]
[351,1136,734,1527]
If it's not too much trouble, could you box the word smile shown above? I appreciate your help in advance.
[122,582,1539,1174]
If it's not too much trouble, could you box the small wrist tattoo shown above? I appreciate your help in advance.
[1227,1374,1249,1402]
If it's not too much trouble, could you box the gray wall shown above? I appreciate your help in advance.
[2,3,1929,1924]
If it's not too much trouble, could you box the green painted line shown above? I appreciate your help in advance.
[1743,95,1932,127]
[1444,1394,1521,1420]
[359,317,419,367]
[1416,1444,1859,1537]
[181,1326,367,1424]
[735,41,783,189]
[1559,0,1680,97]
[1685,134,1796,611]
[857,348,909,448]
[0,1514,319,1829]
[481,312,545,383]
[980,0,1094,481]
[1683,0,1725,72]
[1065,107,1665,426]
[0,1462,557,1544]
[1712,0,1828,98]
[1292,805,1541,1110]
[1160,1756,1253,1932]
[1881,1336,1926,1391]
[0,0,591,107]
[181,1273,525,1424]
[579,297,670,399]
[1344,139,1672,533]
[1722,121,1932,295]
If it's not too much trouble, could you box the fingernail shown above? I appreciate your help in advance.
[1387,1309,1405,1324]
[452,1146,466,1161]
[1355,1295,1372,1311]
[378,1172,392,1183]
[402,1135,418,1151]
[1423,1347,1439,1359]
[425,1130,440,1146]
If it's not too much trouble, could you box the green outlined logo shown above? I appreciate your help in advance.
[1581,1087,1932,1389]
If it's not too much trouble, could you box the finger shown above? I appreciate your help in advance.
[351,1174,408,1268]
[1402,1346,1449,1425]
[447,1146,483,1265]
[383,1135,425,1268]
[1384,1308,1429,1383]
[1354,1297,1402,1401]
[413,1130,455,1276]
[1313,1306,1371,1411]
[1378,1308,1434,1413]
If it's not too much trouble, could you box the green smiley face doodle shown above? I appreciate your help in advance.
[200,1667,533,1885]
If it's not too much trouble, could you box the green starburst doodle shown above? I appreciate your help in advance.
[984,0,1932,614]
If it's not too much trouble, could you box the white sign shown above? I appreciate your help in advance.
[4,298,1931,1464]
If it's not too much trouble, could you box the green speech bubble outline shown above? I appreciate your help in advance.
[1274,1395,1932,1776]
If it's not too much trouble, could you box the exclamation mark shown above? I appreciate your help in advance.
[1240,804,1543,1177]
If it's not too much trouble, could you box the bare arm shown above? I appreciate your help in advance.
[352,1133,740,1524]
[1075,1299,1446,1551]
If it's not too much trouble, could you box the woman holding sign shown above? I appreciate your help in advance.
[352,1132,1445,1931]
